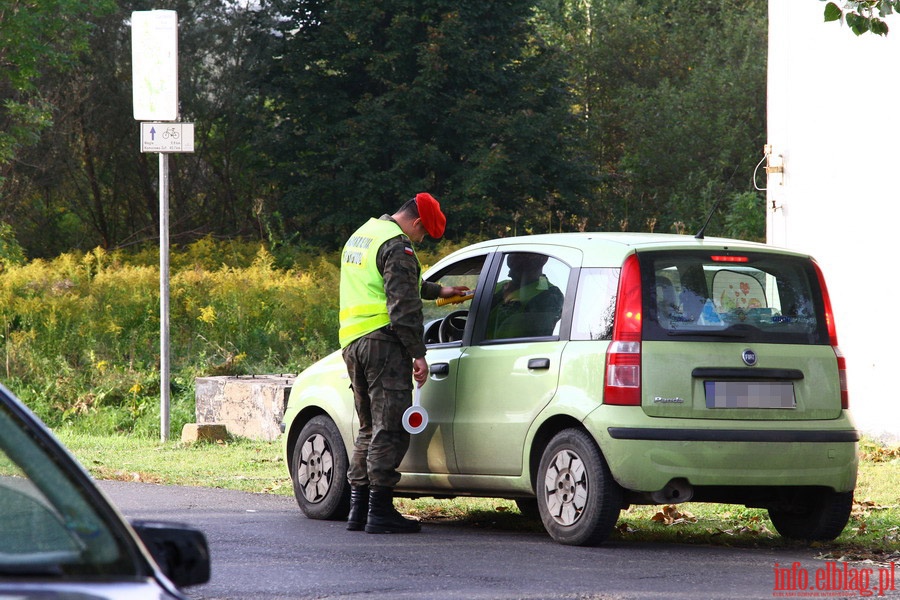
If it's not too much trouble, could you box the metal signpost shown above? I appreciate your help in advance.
[132,10,193,442]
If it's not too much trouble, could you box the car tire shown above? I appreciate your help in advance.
[536,428,622,546]
[767,490,853,541]
[290,415,350,520]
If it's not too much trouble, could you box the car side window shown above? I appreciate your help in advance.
[421,254,488,345]
[570,267,618,340]
[484,253,568,340]
[0,404,133,574]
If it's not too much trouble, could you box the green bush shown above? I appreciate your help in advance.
[0,238,339,436]
[0,222,26,268]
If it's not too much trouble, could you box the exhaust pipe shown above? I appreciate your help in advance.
[650,479,694,504]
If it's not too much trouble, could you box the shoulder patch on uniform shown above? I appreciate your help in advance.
[404,246,414,255]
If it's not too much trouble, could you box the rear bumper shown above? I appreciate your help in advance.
[586,407,859,493]
[607,427,859,443]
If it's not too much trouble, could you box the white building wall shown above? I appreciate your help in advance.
[767,0,900,442]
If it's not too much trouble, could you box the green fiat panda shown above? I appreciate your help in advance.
[281,233,858,546]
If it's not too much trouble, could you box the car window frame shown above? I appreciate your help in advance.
[423,250,501,348]
[471,248,579,346]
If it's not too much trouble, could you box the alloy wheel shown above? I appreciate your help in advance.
[543,448,588,526]
[297,433,334,503]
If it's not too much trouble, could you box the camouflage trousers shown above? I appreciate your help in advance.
[342,333,412,489]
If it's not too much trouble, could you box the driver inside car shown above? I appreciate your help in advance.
[487,253,564,339]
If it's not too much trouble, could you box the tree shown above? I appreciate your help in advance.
[0,0,115,240]
[5,0,279,257]
[616,0,768,234]
[2,0,772,256]
[824,0,900,35]
[262,0,592,246]
[171,0,282,244]
[534,0,767,237]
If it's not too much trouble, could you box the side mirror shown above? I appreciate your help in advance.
[131,520,211,588]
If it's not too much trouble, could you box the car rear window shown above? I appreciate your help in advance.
[639,250,830,344]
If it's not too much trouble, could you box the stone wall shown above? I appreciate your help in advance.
[193,375,294,442]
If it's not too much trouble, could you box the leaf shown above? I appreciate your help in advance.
[846,13,871,35]
[824,2,844,23]
[616,522,636,534]
[650,504,697,526]
[871,19,890,34]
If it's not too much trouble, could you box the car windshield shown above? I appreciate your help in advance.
[640,250,829,344]
[0,400,137,578]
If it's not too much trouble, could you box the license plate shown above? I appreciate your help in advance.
[704,381,796,409]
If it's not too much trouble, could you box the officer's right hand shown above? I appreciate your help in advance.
[413,357,428,388]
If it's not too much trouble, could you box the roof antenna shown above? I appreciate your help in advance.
[694,197,724,239]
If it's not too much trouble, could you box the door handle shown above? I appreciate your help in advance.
[430,363,450,375]
[528,358,550,370]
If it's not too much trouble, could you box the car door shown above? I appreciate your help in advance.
[400,253,493,475]
[452,247,579,476]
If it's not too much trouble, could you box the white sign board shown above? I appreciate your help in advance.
[132,10,178,121]
[140,122,195,153]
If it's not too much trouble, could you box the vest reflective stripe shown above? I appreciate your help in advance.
[339,218,419,347]
[339,302,389,322]
[338,302,390,345]
[339,313,389,346]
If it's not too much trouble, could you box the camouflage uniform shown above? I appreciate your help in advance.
[343,215,441,488]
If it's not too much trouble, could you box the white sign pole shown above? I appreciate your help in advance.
[159,153,171,442]
[132,10,179,442]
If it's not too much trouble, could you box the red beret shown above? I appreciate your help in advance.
[416,193,446,239]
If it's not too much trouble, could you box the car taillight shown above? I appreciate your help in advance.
[834,346,849,410]
[813,260,849,409]
[605,254,642,406]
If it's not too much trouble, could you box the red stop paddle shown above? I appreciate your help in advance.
[402,385,428,434]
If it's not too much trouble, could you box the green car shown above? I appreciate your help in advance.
[281,232,858,546]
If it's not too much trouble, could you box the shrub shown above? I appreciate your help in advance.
[0,222,26,268]
[0,239,339,435]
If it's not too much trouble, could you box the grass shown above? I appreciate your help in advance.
[56,430,292,496]
[56,429,899,559]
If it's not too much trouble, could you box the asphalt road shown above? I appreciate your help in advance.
[100,481,881,600]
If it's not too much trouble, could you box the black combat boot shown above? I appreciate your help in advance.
[365,486,421,534]
[347,485,369,531]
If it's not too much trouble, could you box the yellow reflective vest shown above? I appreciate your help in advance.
[338,218,420,348]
